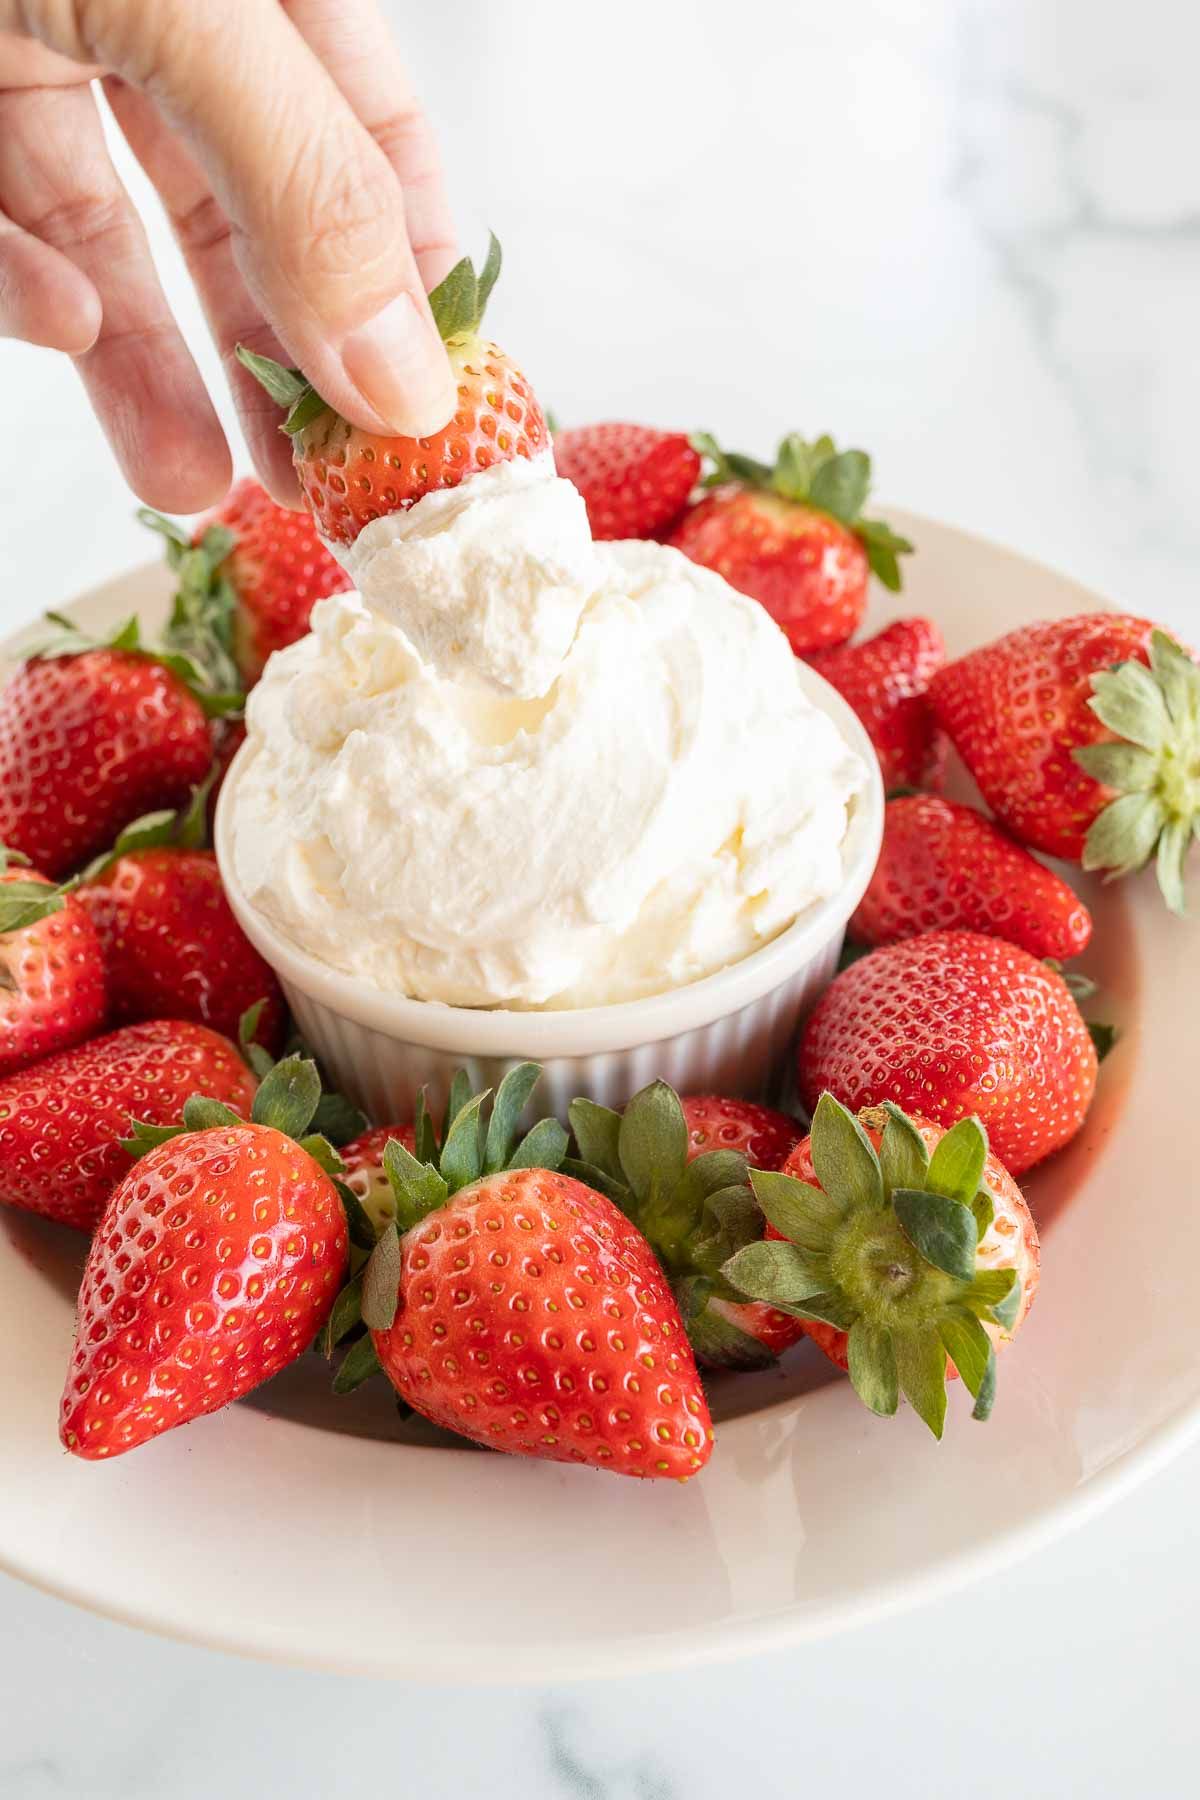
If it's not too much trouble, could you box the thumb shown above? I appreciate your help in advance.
[93,0,456,436]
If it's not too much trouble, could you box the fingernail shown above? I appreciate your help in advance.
[340,293,456,437]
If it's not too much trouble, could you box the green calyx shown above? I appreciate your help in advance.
[567,1080,772,1370]
[237,233,502,441]
[340,1063,567,1371]
[30,608,242,721]
[1074,628,1200,915]
[690,429,914,591]
[140,508,243,696]
[722,1095,1020,1438]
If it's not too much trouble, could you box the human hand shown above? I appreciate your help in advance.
[0,0,459,510]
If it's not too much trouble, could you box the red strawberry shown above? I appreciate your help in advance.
[0,618,221,879]
[332,1067,712,1478]
[0,856,106,1077]
[144,476,352,690]
[206,718,247,835]
[668,432,912,653]
[368,1167,711,1479]
[77,846,285,1053]
[798,929,1099,1175]
[0,1019,256,1231]
[929,614,1200,910]
[60,1057,349,1459]
[339,1122,416,1231]
[567,1083,805,1368]
[806,617,946,788]
[679,1095,801,1169]
[723,1093,1039,1436]
[849,794,1093,958]
[239,237,546,546]
[553,423,699,539]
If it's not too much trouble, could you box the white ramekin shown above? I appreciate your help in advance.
[214,665,883,1123]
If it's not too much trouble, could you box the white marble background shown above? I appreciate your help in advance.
[2,0,1199,1793]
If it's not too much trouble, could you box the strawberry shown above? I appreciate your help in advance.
[0,1018,256,1231]
[568,1083,805,1368]
[73,795,284,1052]
[849,794,1093,959]
[929,614,1200,911]
[553,423,699,539]
[238,237,547,546]
[0,851,106,1077]
[332,1065,713,1478]
[0,615,230,879]
[142,476,352,690]
[798,929,1099,1175]
[668,431,912,653]
[206,718,246,835]
[805,617,946,788]
[60,1056,350,1459]
[722,1093,1039,1436]
[339,1122,416,1232]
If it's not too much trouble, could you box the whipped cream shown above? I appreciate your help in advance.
[326,456,595,700]
[230,459,865,1010]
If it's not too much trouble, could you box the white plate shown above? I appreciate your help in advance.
[2,514,1195,1681]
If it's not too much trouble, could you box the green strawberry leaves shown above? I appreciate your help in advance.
[236,233,503,447]
[30,607,242,719]
[721,1096,1022,1438]
[566,1081,769,1365]
[141,507,243,696]
[1074,628,1200,914]
[691,429,913,590]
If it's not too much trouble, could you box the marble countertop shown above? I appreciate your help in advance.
[2,1,1198,1793]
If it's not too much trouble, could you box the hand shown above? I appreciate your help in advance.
[0,0,459,510]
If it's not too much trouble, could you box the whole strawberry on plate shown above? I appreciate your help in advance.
[0,1018,256,1230]
[930,613,1200,911]
[567,1084,806,1368]
[331,1065,714,1479]
[798,929,1100,1175]
[723,1094,1039,1436]
[805,617,946,788]
[553,422,700,539]
[141,475,352,690]
[338,1121,417,1232]
[76,801,285,1054]
[61,1055,354,1460]
[849,793,1093,959]
[668,431,913,652]
[238,236,547,545]
[0,848,106,1077]
[0,614,234,879]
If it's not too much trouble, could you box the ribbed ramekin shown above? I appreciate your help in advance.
[214,667,883,1122]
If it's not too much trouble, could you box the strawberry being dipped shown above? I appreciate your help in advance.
[669,432,913,652]
[0,616,231,879]
[930,614,1200,911]
[553,423,700,539]
[568,1083,807,1368]
[806,617,946,789]
[76,804,285,1054]
[331,1066,713,1479]
[142,476,352,690]
[722,1095,1038,1436]
[799,930,1099,1175]
[850,793,1093,959]
[0,850,106,1077]
[61,1057,350,1459]
[0,1019,256,1231]
[238,236,547,545]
